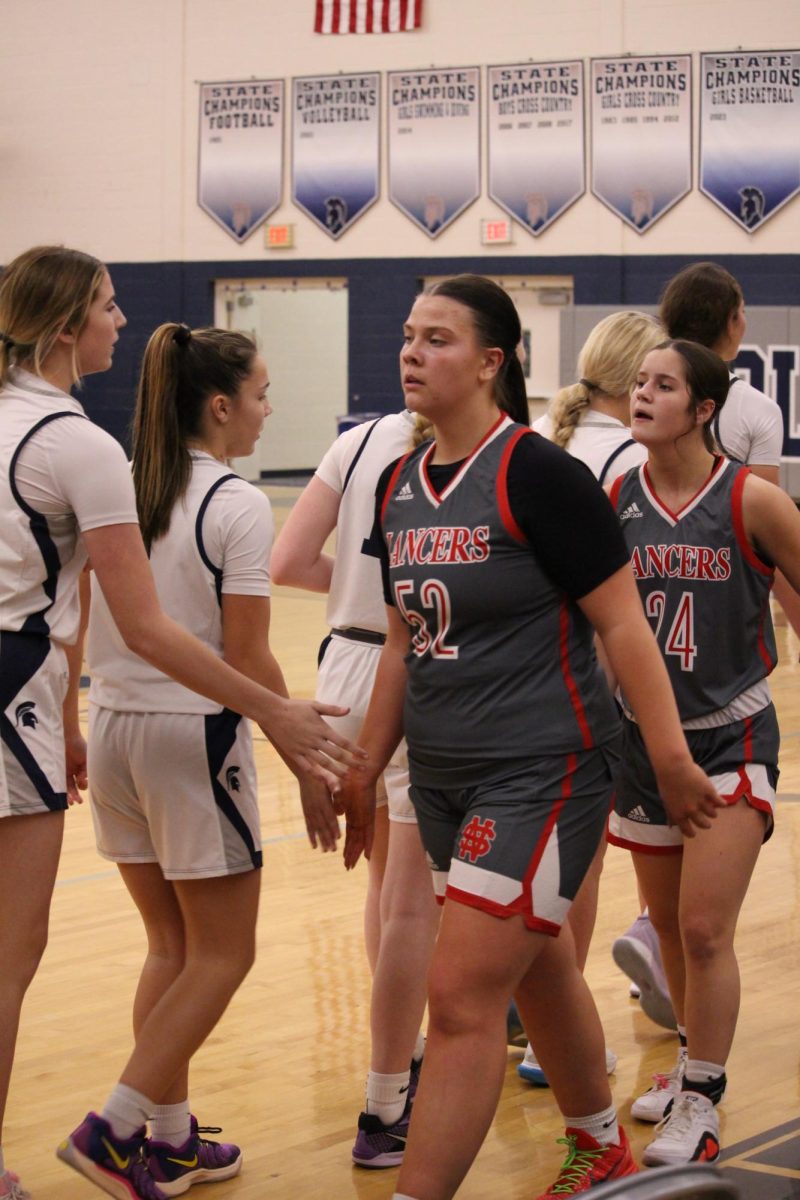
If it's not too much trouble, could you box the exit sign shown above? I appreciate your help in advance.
[480,218,513,244]
[265,223,295,249]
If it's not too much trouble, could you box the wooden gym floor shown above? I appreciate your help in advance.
[9,484,800,1199]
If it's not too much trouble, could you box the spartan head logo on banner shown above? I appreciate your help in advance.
[590,56,692,233]
[388,68,480,237]
[198,81,284,242]
[700,51,800,232]
[488,61,585,237]
[292,74,380,240]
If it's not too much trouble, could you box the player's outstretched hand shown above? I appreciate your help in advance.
[260,698,367,786]
[335,777,377,870]
[298,775,340,852]
[658,758,726,837]
[65,731,88,806]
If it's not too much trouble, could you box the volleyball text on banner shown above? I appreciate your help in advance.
[388,67,480,237]
[314,0,422,32]
[292,73,380,239]
[590,55,692,233]
[198,80,283,243]
[700,50,800,232]
[488,60,584,237]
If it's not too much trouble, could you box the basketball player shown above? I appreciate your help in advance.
[337,275,723,1200]
[0,246,359,1200]
[271,409,440,1168]
[516,312,668,1085]
[611,260,793,1042]
[608,339,800,1166]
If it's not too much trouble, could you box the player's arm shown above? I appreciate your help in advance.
[222,592,340,852]
[742,473,800,596]
[580,565,724,838]
[338,605,410,869]
[270,476,339,593]
[82,523,363,784]
[61,568,90,805]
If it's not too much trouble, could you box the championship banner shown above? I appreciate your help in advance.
[292,73,380,239]
[388,67,480,237]
[591,56,691,233]
[488,60,584,236]
[700,51,800,232]
[198,80,283,243]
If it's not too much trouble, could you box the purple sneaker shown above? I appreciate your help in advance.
[57,1112,167,1199]
[352,1100,410,1169]
[146,1117,242,1196]
[612,913,677,1031]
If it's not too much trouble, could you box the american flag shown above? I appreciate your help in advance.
[314,0,422,33]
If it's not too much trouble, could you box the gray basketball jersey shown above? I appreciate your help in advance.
[611,458,777,720]
[380,417,619,784]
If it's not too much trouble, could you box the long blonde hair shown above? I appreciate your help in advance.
[0,246,106,388]
[549,311,663,449]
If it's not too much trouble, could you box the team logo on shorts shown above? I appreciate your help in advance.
[458,815,496,863]
[15,701,38,729]
[225,765,241,792]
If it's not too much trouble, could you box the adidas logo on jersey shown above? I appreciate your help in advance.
[627,805,649,823]
[620,501,643,520]
[396,481,414,501]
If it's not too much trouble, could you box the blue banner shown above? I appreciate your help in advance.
[700,51,800,231]
[292,73,380,239]
[198,80,283,242]
[388,67,480,237]
[488,61,584,236]
[591,56,692,232]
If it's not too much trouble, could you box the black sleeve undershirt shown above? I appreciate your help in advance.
[371,434,630,605]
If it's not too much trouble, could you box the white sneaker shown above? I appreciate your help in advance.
[631,1056,686,1122]
[517,1044,617,1086]
[642,1093,720,1167]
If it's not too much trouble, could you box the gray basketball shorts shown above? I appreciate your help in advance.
[409,742,619,935]
[609,706,779,853]
[88,704,262,879]
[1,631,70,817]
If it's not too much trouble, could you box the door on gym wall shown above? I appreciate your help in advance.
[214,277,348,479]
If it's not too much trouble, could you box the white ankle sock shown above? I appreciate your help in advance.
[564,1103,619,1146]
[150,1101,191,1147]
[412,1031,425,1063]
[101,1083,154,1140]
[366,1069,411,1126]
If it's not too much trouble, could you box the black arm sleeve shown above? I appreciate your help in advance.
[507,434,630,598]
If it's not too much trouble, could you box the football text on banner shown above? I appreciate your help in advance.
[198,80,283,243]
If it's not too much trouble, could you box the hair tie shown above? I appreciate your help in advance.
[0,330,16,350]
[173,324,192,347]
[579,377,597,390]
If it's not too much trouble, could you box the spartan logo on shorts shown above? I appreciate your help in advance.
[458,815,496,863]
[15,701,38,729]
[225,765,241,792]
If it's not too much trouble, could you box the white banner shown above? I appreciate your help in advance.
[591,56,692,232]
[488,61,584,236]
[198,80,283,242]
[388,67,480,237]
[700,50,800,231]
[292,73,380,239]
